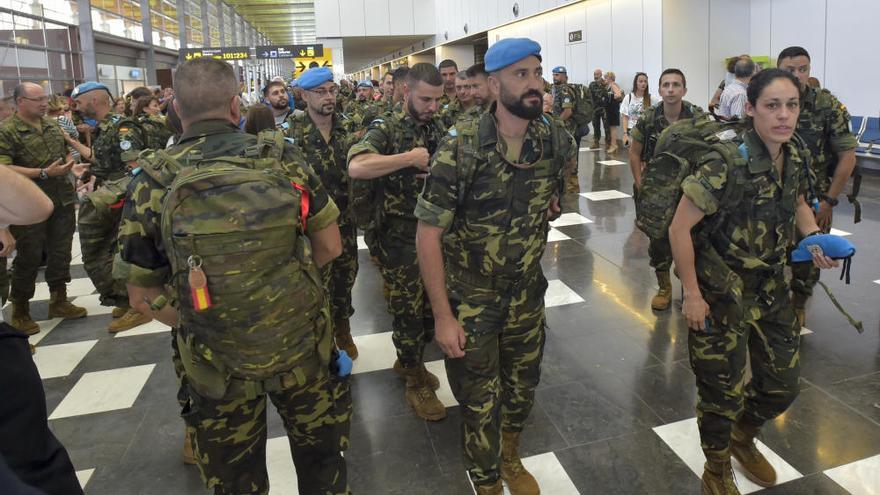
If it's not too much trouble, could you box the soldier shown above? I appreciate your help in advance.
[669,69,839,495]
[629,68,705,311]
[588,68,610,148]
[439,71,473,128]
[287,68,360,360]
[68,82,151,333]
[116,57,351,495]
[416,38,575,495]
[132,95,173,150]
[264,80,294,129]
[438,58,459,108]
[380,71,394,105]
[0,96,10,306]
[351,80,382,129]
[777,46,857,328]
[0,83,87,334]
[347,62,448,421]
[551,66,577,134]
[455,63,493,125]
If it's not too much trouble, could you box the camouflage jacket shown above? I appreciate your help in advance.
[631,100,704,159]
[346,108,446,225]
[552,83,577,131]
[440,92,453,109]
[286,111,358,219]
[91,112,145,184]
[348,99,383,130]
[415,106,576,282]
[439,98,464,129]
[136,113,173,151]
[588,80,609,109]
[115,119,338,288]
[796,85,857,190]
[0,114,74,206]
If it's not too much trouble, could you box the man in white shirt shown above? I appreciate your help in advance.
[717,58,755,120]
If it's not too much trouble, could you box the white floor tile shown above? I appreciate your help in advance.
[549,213,593,228]
[113,319,170,338]
[580,190,632,201]
[49,364,155,420]
[424,360,457,408]
[28,317,64,346]
[33,340,98,379]
[579,146,598,152]
[544,280,585,308]
[468,452,580,495]
[33,277,95,302]
[597,159,626,166]
[71,232,81,260]
[829,228,852,237]
[874,280,880,286]
[547,228,571,242]
[351,331,397,375]
[76,468,95,489]
[653,418,803,494]
[800,327,814,336]
[266,436,299,495]
[357,235,368,251]
[71,293,114,316]
[825,453,880,495]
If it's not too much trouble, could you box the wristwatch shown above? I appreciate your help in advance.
[38,168,49,180]
[822,195,839,207]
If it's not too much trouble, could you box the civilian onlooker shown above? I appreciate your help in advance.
[124,87,152,116]
[604,71,624,153]
[244,105,275,135]
[621,72,660,147]
[47,95,80,162]
[113,96,126,114]
[709,54,749,113]
[717,57,755,120]
[132,95,161,117]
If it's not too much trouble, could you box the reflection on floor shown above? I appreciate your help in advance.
[5,139,880,495]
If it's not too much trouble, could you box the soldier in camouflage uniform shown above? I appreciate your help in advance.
[287,68,361,360]
[0,82,87,334]
[439,59,459,109]
[348,62,448,421]
[588,68,610,147]
[439,71,473,129]
[71,82,152,333]
[669,69,839,495]
[115,58,351,495]
[550,66,580,192]
[416,38,575,495]
[0,98,10,305]
[629,69,705,311]
[777,46,858,328]
[349,80,382,130]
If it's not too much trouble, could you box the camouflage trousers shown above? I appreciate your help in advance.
[648,236,673,272]
[9,202,75,302]
[591,108,610,143]
[77,201,128,308]
[689,280,801,452]
[377,220,432,367]
[445,268,548,485]
[182,369,352,495]
[321,220,359,322]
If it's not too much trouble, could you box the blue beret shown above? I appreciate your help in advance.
[791,233,855,263]
[552,66,567,74]
[71,81,111,99]
[297,68,334,90]
[357,79,374,89]
[485,38,542,72]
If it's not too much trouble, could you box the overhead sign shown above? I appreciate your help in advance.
[568,30,583,43]
[293,48,333,78]
[179,46,250,62]
[256,44,323,59]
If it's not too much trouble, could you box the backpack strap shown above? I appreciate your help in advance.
[247,129,286,161]
[137,148,186,188]
[454,117,480,207]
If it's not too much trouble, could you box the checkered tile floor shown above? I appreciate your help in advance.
[5,145,880,494]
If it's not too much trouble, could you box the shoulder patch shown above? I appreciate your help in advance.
[119,140,132,151]
[283,137,296,144]
[448,128,458,137]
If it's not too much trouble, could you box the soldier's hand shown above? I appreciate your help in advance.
[71,162,90,178]
[816,202,833,230]
[0,228,15,257]
[546,196,561,220]
[435,316,467,358]
[682,294,711,331]
[408,147,431,172]
[812,253,839,270]
[45,158,73,177]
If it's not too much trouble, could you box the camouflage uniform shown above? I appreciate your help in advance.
[346,108,446,367]
[790,85,857,304]
[0,114,75,304]
[115,120,351,495]
[439,97,464,129]
[286,111,359,323]
[348,99,381,131]
[415,107,575,485]
[89,112,145,185]
[136,113,173,151]
[440,92,453,109]
[681,129,808,452]
[631,100,704,271]
[588,79,610,143]
[551,82,577,135]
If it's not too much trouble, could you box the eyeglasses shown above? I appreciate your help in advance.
[308,85,339,97]
[20,95,49,103]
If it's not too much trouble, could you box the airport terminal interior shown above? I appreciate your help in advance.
[1,0,879,494]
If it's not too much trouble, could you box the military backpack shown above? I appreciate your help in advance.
[138,129,331,397]
[568,83,595,131]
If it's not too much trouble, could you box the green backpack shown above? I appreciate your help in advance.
[139,130,331,396]
[635,115,747,240]
[569,83,595,130]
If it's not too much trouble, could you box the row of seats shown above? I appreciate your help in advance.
[852,115,880,158]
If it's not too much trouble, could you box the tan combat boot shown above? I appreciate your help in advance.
[112,306,128,318]
[108,308,152,333]
[651,270,672,311]
[393,359,440,390]
[401,364,446,421]
[501,430,540,495]
[730,422,776,487]
[334,318,358,360]
[11,300,40,335]
[474,480,503,495]
[701,449,741,495]
[182,427,197,465]
[566,174,580,194]
[48,287,87,320]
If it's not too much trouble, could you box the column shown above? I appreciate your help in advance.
[76,0,98,81]
[139,0,157,85]
[177,0,188,48]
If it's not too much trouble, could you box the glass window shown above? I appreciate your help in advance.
[91,0,144,41]
[16,47,49,79]
[47,50,72,79]
[44,21,71,51]
[0,12,14,44]
[0,46,18,79]
[13,15,45,47]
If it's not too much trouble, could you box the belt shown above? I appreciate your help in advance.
[446,263,540,294]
